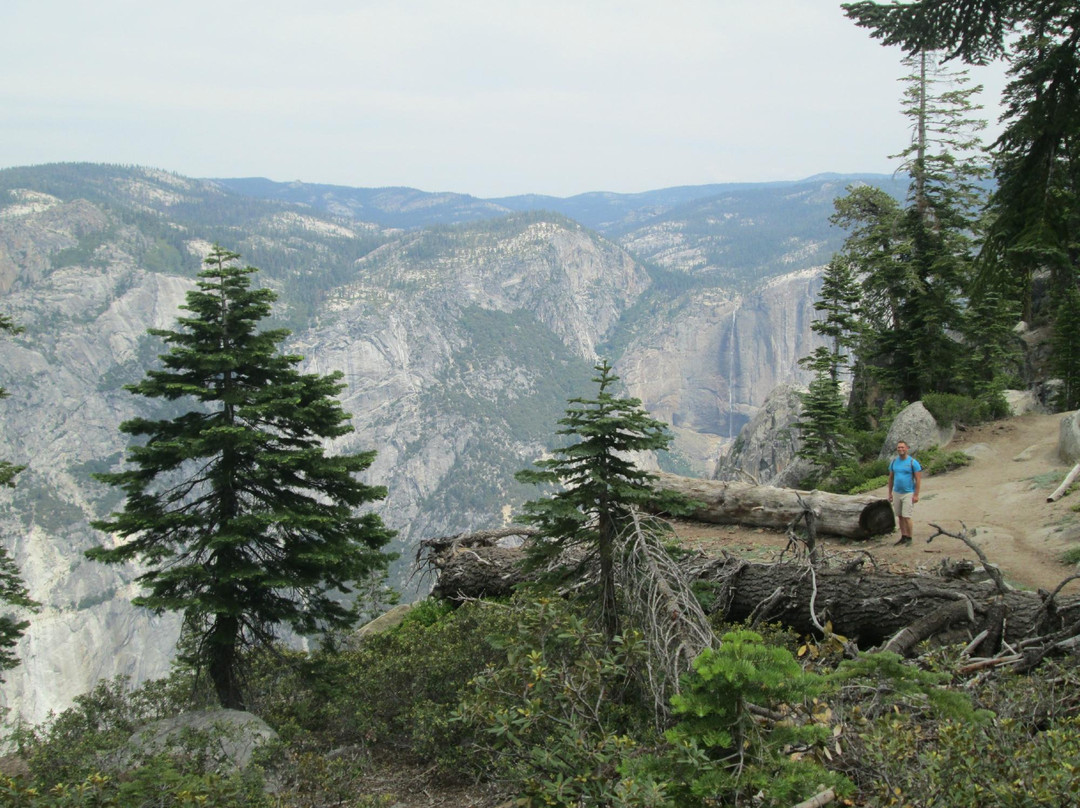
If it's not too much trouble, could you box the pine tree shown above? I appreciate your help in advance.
[88,246,395,709]
[960,288,1021,415]
[515,360,692,641]
[830,51,987,403]
[796,347,853,469]
[896,51,988,399]
[843,0,1080,322]
[812,255,862,383]
[0,314,38,678]
[1051,284,1080,412]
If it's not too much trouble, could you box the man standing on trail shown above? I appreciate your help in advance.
[888,440,922,545]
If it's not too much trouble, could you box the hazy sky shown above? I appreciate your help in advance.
[3,0,1008,198]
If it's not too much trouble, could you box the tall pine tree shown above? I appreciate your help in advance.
[843,0,1080,322]
[795,256,861,468]
[831,51,987,404]
[88,247,395,709]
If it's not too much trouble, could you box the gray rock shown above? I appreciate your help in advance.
[1003,389,1041,417]
[1060,411,1080,463]
[962,442,995,460]
[880,402,954,459]
[127,710,277,773]
[715,384,811,486]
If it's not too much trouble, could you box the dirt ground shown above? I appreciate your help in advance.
[674,411,1080,593]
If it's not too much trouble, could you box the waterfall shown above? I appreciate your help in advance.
[727,303,737,438]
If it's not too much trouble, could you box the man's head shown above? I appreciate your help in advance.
[896,441,910,458]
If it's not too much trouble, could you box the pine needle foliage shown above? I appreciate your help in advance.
[1051,283,1080,411]
[87,246,395,709]
[515,360,693,641]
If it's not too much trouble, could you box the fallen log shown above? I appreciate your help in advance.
[1047,462,1080,502]
[653,473,894,540]
[426,541,1080,653]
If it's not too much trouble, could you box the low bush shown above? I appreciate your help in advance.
[5,674,270,808]
[451,595,659,805]
[646,630,852,808]
[923,391,1007,426]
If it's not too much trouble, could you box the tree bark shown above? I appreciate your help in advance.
[426,540,1080,653]
[653,473,895,540]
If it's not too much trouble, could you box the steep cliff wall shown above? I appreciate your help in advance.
[617,267,822,476]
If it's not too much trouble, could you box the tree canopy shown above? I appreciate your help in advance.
[88,246,395,708]
[844,1,1080,320]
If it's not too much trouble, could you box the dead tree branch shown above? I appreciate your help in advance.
[881,600,976,656]
[792,787,837,808]
[617,510,716,717]
[926,522,1010,596]
[1047,462,1080,502]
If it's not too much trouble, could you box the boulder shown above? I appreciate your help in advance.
[1003,389,1041,417]
[880,402,953,459]
[1060,411,1080,464]
[127,710,277,773]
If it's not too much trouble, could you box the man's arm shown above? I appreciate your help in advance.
[912,470,922,503]
[887,462,894,501]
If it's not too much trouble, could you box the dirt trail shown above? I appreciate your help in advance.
[676,412,1080,592]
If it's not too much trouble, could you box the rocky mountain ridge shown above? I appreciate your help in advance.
[0,163,857,723]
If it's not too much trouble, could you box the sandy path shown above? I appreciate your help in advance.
[675,412,1080,592]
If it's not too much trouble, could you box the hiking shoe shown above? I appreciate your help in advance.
[894,535,912,546]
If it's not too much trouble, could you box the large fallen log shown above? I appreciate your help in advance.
[653,472,895,540]
[425,539,1080,653]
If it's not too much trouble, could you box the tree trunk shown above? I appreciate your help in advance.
[208,615,244,710]
[653,473,894,540]
[426,541,1080,653]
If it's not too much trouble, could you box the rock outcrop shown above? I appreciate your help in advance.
[879,402,955,459]
[713,384,809,485]
[126,710,277,773]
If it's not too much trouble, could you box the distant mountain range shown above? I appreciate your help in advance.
[214,171,908,235]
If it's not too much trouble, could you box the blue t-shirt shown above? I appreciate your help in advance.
[889,456,922,494]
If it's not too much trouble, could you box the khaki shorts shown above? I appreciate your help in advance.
[892,493,914,518]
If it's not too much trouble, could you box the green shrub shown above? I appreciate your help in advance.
[0,765,269,807]
[923,392,1004,426]
[847,474,889,494]
[5,673,270,807]
[849,712,1080,807]
[10,673,206,787]
[828,458,890,494]
[916,445,972,476]
[640,630,852,808]
[451,595,660,806]
[246,598,507,762]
